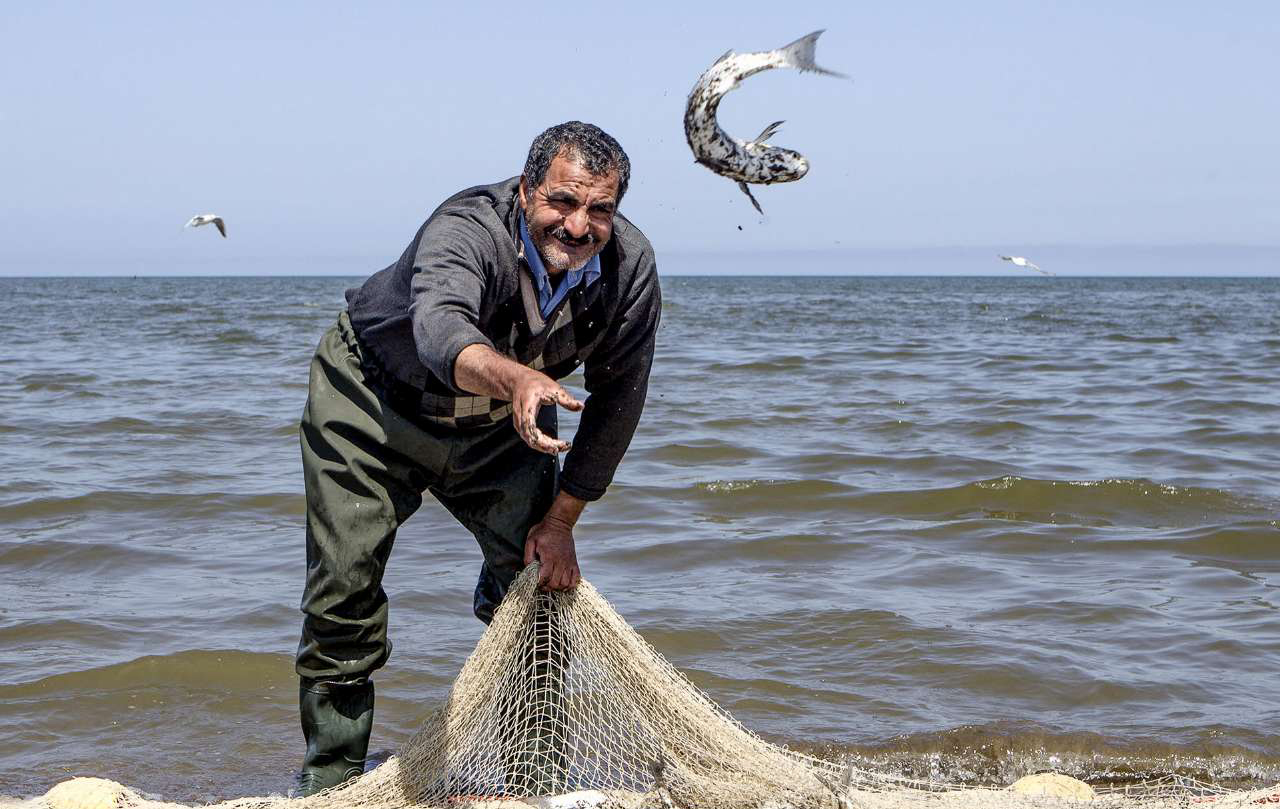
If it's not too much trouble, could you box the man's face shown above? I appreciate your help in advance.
[519,152,619,275]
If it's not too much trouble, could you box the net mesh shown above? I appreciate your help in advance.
[17,566,1279,809]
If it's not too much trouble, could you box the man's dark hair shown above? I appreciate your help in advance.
[523,121,631,202]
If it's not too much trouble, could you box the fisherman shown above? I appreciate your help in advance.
[294,121,660,795]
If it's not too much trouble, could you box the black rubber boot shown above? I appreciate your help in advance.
[298,678,374,796]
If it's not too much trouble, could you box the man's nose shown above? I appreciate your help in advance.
[563,207,590,238]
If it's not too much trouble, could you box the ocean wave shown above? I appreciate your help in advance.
[669,475,1271,528]
[705,356,810,373]
[646,440,765,464]
[0,490,302,522]
[0,538,183,573]
[16,373,99,393]
[1132,520,1280,561]
[206,328,259,345]
[1103,333,1181,343]
[797,720,1280,789]
[0,649,295,697]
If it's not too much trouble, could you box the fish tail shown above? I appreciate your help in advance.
[775,30,847,78]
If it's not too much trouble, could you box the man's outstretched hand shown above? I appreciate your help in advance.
[524,492,587,590]
[511,373,582,455]
[454,343,583,456]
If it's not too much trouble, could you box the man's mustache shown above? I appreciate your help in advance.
[548,226,594,247]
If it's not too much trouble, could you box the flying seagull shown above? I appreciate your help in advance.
[185,214,226,238]
[999,254,1052,276]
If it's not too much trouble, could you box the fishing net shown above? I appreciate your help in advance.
[16,566,1279,809]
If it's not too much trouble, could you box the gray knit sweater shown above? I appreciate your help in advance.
[345,178,661,502]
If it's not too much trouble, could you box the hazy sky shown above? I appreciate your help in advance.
[2,1,1277,274]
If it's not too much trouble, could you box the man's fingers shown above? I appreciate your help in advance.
[555,389,584,412]
[515,412,557,454]
[513,379,579,452]
[526,426,569,455]
[537,385,583,412]
[529,427,560,453]
[521,399,540,436]
[548,436,571,453]
[546,563,566,591]
[513,391,571,454]
[525,422,570,455]
[524,538,578,590]
[513,402,534,445]
[534,553,552,588]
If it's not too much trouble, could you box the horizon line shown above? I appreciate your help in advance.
[3,272,1279,280]
[3,242,1280,267]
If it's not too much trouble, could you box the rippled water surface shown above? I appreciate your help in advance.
[1,275,1278,800]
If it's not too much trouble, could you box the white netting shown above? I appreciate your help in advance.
[18,567,1280,809]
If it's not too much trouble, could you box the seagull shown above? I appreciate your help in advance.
[999,254,1053,276]
[185,214,226,238]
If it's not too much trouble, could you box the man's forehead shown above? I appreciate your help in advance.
[541,155,619,199]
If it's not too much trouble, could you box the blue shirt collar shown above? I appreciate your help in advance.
[519,212,601,319]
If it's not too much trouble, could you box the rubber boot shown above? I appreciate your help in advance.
[298,678,374,796]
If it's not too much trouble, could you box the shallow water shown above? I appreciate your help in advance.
[1,274,1278,801]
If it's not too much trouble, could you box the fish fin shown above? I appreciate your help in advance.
[747,120,785,147]
[776,29,848,78]
[737,181,764,214]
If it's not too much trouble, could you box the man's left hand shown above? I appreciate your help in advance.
[524,512,581,591]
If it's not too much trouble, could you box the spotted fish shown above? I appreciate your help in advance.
[684,30,846,214]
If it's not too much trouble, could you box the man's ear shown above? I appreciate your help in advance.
[518,177,528,210]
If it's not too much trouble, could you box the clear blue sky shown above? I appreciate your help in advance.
[2,1,1277,274]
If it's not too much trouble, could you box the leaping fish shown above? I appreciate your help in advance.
[684,30,847,214]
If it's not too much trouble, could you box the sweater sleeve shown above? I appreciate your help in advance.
[408,213,496,392]
[559,249,661,502]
